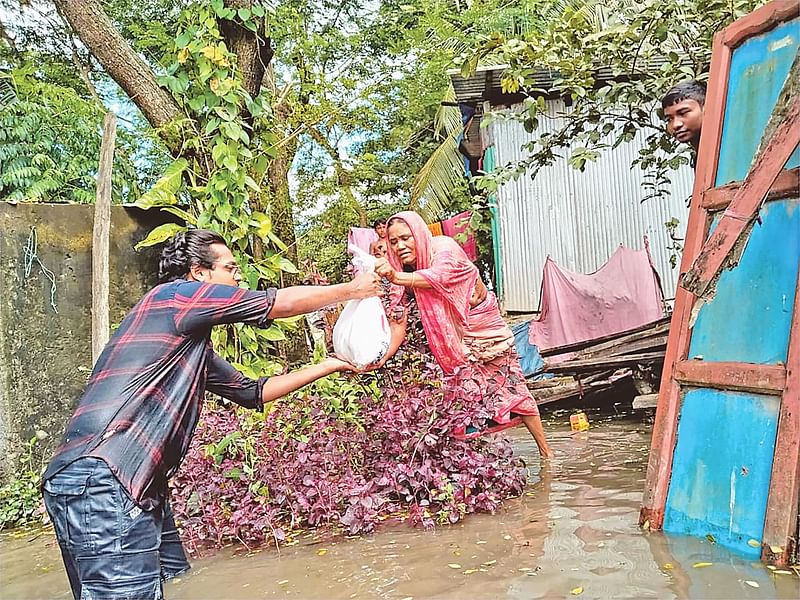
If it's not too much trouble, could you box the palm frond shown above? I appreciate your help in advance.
[409,125,464,222]
[433,83,460,139]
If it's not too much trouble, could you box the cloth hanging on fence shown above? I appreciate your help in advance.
[428,222,444,236]
[441,211,477,261]
[347,227,378,254]
[528,241,665,354]
[511,320,545,377]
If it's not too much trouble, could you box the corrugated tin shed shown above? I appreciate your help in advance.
[449,68,693,312]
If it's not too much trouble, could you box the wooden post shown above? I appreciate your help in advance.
[92,112,116,364]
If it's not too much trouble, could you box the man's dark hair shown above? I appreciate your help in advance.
[158,229,226,283]
[661,80,707,110]
[373,217,387,228]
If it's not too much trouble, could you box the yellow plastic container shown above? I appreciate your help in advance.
[570,412,590,432]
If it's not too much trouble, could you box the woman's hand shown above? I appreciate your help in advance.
[363,355,389,372]
[373,258,395,282]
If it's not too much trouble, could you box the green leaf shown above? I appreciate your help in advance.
[244,176,261,192]
[238,7,251,20]
[260,326,286,342]
[161,206,197,226]
[175,31,192,49]
[215,203,233,222]
[136,158,188,208]
[277,257,298,274]
[135,223,186,249]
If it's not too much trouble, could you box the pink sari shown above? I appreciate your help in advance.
[387,212,538,438]
[387,211,478,375]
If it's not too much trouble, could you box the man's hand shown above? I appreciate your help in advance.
[373,258,395,282]
[321,356,360,373]
[349,272,382,299]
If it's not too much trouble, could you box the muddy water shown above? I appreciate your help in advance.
[2,413,798,599]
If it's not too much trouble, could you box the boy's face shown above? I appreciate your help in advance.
[374,223,387,239]
[664,99,704,148]
[371,240,387,259]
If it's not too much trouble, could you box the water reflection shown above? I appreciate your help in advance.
[1,414,797,599]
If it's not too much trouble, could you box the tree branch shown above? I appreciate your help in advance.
[53,0,181,130]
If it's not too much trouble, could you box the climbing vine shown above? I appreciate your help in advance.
[135,1,297,375]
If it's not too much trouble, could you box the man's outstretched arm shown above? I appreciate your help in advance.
[269,272,380,318]
[260,357,355,403]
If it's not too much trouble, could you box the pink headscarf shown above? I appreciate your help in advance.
[387,211,478,374]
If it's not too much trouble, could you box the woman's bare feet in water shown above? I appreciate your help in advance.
[520,414,554,459]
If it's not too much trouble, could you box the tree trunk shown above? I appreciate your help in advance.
[53,0,181,130]
[219,1,273,102]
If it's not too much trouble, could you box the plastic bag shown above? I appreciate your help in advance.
[332,245,391,368]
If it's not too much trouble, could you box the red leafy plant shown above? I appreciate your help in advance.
[171,303,526,554]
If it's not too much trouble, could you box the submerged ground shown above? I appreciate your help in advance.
[2,411,798,599]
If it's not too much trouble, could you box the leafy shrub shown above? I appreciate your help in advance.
[171,303,526,553]
[0,437,45,530]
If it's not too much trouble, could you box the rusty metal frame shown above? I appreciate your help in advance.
[640,0,800,566]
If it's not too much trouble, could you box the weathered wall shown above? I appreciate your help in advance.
[0,203,171,481]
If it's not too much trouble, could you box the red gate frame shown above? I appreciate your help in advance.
[640,0,800,566]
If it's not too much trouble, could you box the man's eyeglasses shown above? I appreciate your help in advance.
[214,261,242,277]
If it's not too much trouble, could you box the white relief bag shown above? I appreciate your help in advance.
[332,245,391,368]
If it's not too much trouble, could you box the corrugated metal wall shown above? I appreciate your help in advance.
[492,101,693,312]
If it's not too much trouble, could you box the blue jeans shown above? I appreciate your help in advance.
[43,458,190,599]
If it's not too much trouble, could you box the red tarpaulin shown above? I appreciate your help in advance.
[528,241,665,353]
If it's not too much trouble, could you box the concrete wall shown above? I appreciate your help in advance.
[0,203,171,481]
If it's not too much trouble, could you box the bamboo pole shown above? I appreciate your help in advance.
[92,112,116,364]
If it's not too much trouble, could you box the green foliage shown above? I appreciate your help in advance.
[465,0,766,200]
[0,437,44,530]
[128,1,303,373]
[0,68,141,203]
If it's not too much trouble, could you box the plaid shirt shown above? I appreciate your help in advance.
[43,280,277,509]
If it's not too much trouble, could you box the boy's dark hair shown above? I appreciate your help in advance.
[661,80,707,110]
[373,217,387,228]
[158,229,227,283]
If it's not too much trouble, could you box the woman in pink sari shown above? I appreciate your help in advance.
[373,211,552,457]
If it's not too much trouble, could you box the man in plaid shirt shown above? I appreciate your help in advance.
[42,229,379,599]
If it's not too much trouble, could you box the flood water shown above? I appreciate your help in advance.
[2,411,798,599]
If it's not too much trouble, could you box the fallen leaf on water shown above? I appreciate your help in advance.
[519,567,531,572]
[747,539,761,548]
[663,563,674,570]
[453,551,461,556]
[642,520,650,532]
[482,560,497,566]
[479,568,488,572]
[503,535,512,540]
[774,570,792,575]
[477,540,487,545]
[317,549,327,556]
[447,563,462,569]
[277,580,289,585]
[706,534,716,544]
[463,569,478,575]
[744,581,759,588]
[769,545,784,554]
[570,586,584,595]
[692,562,713,568]
[400,597,413,600]
[526,492,535,497]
